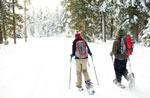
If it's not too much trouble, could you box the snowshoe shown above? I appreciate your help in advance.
[76,86,84,91]
[78,87,84,91]
[117,83,126,89]
[85,80,95,95]
[113,79,125,89]
[128,73,135,88]
[86,87,95,95]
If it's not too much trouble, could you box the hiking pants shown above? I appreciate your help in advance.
[75,59,90,87]
[114,58,128,83]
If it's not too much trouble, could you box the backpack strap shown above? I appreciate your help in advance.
[116,38,122,55]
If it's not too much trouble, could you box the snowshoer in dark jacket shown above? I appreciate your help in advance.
[110,29,130,88]
[71,33,93,90]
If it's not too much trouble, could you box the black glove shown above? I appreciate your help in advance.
[90,53,92,57]
[70,54,74,62]
[110,52,113,56]
[70,54,74,58]
[89,53,92,56]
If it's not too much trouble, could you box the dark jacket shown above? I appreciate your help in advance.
[71,38,92,59]
[111,37,128,60]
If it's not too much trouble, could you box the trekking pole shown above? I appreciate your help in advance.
[111,55,113,62]
[69,57,72,89]
[128,57,132,73]
[91,56,99,86]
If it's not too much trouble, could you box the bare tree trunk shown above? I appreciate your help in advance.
[110,0,114,39]
[12,0,16,44]
[110,18,114,39]
[102,12,106,42]
[2,19,7,41]
[99,14,102,40]
[0,0,6,42]
[0,25,3,44]
[144,0,146,4]
[134,25,139,42]
[24,0,27,42]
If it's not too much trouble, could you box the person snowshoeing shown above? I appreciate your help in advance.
[71,32,93,90]
[110,29,131,88]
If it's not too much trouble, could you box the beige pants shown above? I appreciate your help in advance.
[75,59,90,87]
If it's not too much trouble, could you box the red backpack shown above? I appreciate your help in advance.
[124,35,133,56]
[119,34,133,56]
[75,40,88,58]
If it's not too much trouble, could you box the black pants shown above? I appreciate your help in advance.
[114,58,128,82]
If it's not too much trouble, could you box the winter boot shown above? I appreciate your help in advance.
[85,80,95,95]
[113,79,125,89]
[76,85,84,91]
[85,80,93,89]
[113,79,118,84]
[124,72,133,81]
[117,82,126,89]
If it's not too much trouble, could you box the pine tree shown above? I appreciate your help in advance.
[63,0,150,43]
[0,0,24,44]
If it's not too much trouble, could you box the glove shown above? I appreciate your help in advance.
[90,54,93,57]
[70,54,73,62]
[89,53,92,57]
[70,54,73,58]
[110,52,113,56]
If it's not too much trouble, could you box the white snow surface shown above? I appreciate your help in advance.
[0,36,150,98]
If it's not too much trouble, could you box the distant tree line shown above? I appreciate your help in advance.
[62,0,150,42]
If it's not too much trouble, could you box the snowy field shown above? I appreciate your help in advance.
[0,36,150,98]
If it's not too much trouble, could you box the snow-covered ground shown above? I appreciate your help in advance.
[0,36,150,98]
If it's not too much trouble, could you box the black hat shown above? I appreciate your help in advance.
[117,29,124,36]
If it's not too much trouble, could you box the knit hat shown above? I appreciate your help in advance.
[75,33,81,39]
[117,29,124,36]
